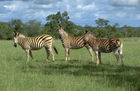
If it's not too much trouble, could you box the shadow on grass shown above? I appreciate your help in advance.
[21,59,140,90]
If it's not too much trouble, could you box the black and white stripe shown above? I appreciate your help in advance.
[58,25,94,62]
[84,31,123,65]
[13,32,58,62]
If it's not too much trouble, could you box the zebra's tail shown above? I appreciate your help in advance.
[117,40,123,46]
[53,46,58,54]
[115,39,123,47]
[52,38,58,54]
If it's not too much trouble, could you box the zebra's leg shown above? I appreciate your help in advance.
[68,49,70,61]
[48,46,55,61]
[86,46,94,63]
[118,46,124,65]
[65,48,69,62]
[114,50,119,65]
[95,51,99,65]
[98,52,101,64]
[45,47,50,62]
[29,50,34,61]
[25,49,30,62]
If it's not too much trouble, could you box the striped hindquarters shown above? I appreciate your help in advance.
[27,34,53,49]
[98,38,122,53]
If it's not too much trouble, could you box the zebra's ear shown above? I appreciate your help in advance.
[13,31,16,36]
[84,30,88,34]
[57,24,60,29]
[13,31,19,36]
[17,32,19,36]
[58,24,62,28]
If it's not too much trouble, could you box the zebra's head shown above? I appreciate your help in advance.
[13,32,20,47]
[13,32,26,47]
[57,25,68,37]
[84,30,96,44]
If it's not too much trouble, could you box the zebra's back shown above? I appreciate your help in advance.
[25,34,53,50]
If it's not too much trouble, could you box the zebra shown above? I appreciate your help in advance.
[58,25,94,62]
[84,30,124,65]
[13,32,58,62]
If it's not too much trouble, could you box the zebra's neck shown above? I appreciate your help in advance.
[59,32,69,40]
[59,29,68,39]
[87,34,96,41]
[18,37,26,46]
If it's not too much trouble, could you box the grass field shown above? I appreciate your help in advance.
[0,38,140,91]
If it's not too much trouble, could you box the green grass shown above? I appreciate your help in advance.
[0,38,140,91]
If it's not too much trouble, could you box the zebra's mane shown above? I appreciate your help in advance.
[86,32,96,39]
[59,27,68,37]
[90,34,96,39]
[19,33,26,38]
[62,30,68,37]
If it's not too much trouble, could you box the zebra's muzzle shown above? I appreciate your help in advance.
[14,43,17,47]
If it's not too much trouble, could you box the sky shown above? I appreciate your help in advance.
[0,0,140,27]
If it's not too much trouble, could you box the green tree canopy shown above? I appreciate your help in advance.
[95,18,109,27]
[45,11,75,38]
[0,11,139,40]
[9,19,24,32]
[24,20,42,37]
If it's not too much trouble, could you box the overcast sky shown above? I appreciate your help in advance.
[0,0,140,27]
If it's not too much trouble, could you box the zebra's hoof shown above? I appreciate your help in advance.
[121,64,124,66]
[46,59,48,62]
[96,63,99,66]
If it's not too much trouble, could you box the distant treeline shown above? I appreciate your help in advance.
[0,11,140,40]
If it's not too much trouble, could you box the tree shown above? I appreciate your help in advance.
[135,27,140,37]
[94,18,110,37]
[105,25,123,38]
[24,20,42,36]
[95,18,109,27]
[94,27,108,38]
[9,19,24,32]
[113,23,120,28]
[45,11,75,38]
[122,25,135,37]
[0,22,12,40]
